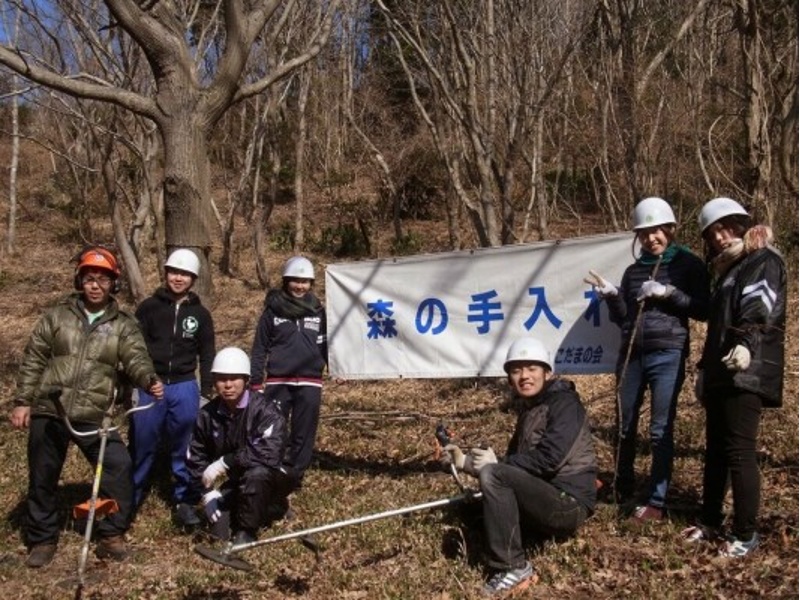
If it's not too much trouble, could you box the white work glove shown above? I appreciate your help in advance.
[201,457,229,488]
[442,444,475,475]
[202,490,223,523]
[636,280,673,301]
[722,345,751,371]
[694,370,704,406]
[584,270,618,299]
[470,447,497,473]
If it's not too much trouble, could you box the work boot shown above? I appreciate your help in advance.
[173,502,201,529]
[95,535,129,561]
[26,543,57,568]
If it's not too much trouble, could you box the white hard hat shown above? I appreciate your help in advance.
[211,347,250,376]
[165,249,200,277]
[283,256,315,279]
[698,197,749,233]
[503,338,552,372]
[632,197,676,230]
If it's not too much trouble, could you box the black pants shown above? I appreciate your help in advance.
[701,389,763,539]
[209,466,293,539]
[479,463,588,571]
[264,384,321,479]
[26,416,133,546]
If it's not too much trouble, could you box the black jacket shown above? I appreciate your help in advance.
[136,288,215,396]
[186,390,291,485]
[699,247,786,407]
[250,291,327,386]
[504,378,598,512]
[606,246,709,356]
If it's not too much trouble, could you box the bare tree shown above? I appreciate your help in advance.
[0,0,341,297]
[377,0,591,247]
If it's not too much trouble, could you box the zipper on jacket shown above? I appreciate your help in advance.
[67,304,108,415]
[167,301,181,384]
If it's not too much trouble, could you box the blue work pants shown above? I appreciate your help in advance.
[129,380,201,508]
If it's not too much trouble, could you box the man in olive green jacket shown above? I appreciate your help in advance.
[10,247,164,568]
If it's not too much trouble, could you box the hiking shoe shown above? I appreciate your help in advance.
[95,535,129,561]
[173,502,201,529]
[681,524,721,543]
[719,533,759,558]
[26,543,57,568]
[632,505,665,522]
[482,562,537,597]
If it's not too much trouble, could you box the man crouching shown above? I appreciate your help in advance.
[444,337,597,597]
[187,347,297,545]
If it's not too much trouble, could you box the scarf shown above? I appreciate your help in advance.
[710,238,745,277]
[637,242,684,266]
[265,288,322,319]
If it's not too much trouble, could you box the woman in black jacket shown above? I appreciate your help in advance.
[587,197,709,520]
[250,256,327,488]
[683,197,786,558]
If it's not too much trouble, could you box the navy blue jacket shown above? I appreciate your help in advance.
[606,246,709,356]
[250,293,327,386]
[135,288,216,396]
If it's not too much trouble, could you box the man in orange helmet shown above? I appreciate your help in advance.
[10,246,164,568]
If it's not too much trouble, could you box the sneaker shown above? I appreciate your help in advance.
[719,533,759,558]
[632,505,665,522]
[26,543,57,568]
[482,562,537,597]
[681,524,721,543]
[173,502,201,529]
[95,535,129,561]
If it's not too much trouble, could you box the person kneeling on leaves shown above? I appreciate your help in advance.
[186,347,297,544]
[443,338,597,597]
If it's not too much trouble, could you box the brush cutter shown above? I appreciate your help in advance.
[194,488,482,571]
[50,387,155,595]
[194,423,482,571]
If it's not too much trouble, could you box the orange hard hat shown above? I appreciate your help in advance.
[77,247,120,277]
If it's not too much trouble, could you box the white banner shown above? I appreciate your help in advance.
[325,232,631,379]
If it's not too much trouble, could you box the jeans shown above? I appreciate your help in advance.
[26,416,133,545]
[701,389,762,540]
[129,380,202,507]
[616,348,685,507]
[479,463,587,570]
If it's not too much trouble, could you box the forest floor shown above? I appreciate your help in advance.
[0,198,796,599]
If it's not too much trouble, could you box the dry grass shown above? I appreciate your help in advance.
[0,202,796,599]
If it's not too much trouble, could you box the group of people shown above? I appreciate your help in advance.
[9,195,785,597]
[441,196,785,596]
[10,248,327,568]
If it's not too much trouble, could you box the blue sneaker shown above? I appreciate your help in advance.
[483,561,536,597]
[719,533,759,558]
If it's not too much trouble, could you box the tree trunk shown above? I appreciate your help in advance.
[161,119,214,300]
[736,0,771,219]
[7,81,19,255]
[294,69,311,251]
